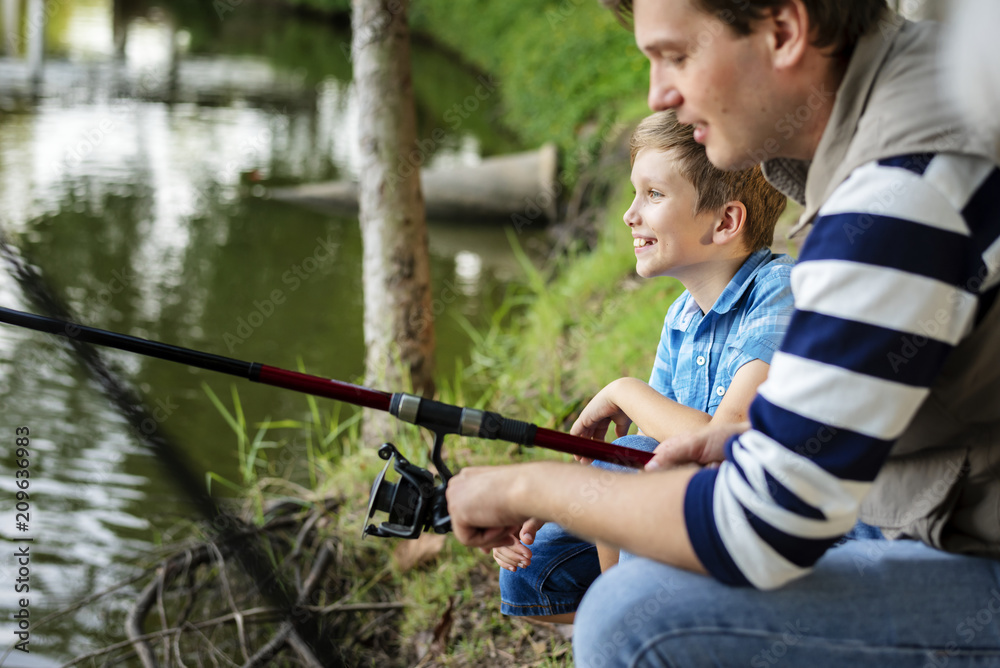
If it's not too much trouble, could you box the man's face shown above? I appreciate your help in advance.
[633,0,780,171]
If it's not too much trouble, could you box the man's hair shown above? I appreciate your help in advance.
[602,0,887,59]
[630,111,786,253]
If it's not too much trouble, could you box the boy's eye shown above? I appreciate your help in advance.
[649,189,663,199]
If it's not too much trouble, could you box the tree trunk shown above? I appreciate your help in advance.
[3,0,20,56]
[351,0,435,442]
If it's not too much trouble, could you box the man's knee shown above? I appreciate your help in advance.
[574,559,682,665]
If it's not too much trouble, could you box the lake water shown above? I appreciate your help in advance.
[0,0,533,661]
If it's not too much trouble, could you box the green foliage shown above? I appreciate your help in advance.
[282,0,350,11]
[284,0,649,183]
[409,1,648,156]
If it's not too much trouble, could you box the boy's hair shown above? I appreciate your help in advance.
[602,0,887,59]
[630,111,786,253]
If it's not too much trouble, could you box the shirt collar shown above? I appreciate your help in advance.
[710,248,774,315]
[669,248,775,330]
[763,8,905,237]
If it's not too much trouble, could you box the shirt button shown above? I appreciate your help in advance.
[716,386,726,397]
[696,355,706,366]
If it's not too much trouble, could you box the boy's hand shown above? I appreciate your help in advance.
[646,421,750,471]
[492,518,546,571]
[570,380,633,443]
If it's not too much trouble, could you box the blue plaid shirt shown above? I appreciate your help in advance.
[648,248,794,414]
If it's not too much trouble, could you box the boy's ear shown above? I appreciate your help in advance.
[714,201,747,246]
[761,0,810,70]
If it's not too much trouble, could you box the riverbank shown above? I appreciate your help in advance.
[271,126,683,666]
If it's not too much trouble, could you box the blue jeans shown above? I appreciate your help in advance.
[574,536,1000,667]
[499,434,656,617]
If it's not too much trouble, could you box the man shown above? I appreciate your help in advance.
[446,1,1000,665]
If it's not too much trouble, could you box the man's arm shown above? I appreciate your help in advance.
[684,155,999,589]
[446,461,706,574]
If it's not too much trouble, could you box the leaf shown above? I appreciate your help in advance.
[392,533,446,572]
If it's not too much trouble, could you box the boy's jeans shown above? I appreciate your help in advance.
[499,434,655,617]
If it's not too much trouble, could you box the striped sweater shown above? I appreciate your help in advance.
[685,152,1000,589]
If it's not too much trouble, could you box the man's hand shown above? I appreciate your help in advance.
[446,466,529,549]
[646,421,750,471]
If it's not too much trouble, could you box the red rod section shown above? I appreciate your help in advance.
[256,365,393,412]
[533,426,653,469]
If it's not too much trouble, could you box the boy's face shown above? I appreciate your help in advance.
[633,0,782,171]
[625,147,721,280]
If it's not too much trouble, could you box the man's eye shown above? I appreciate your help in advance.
[669,54,687,66]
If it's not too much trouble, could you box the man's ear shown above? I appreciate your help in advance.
[762,0,810,70]
[714,201,747,246]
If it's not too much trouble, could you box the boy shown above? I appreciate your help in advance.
[492,110,793,621]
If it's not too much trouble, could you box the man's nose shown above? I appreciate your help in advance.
[648,63,683,111]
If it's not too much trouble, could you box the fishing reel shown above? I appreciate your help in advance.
[361,392,544,539]
[362,433,452,539]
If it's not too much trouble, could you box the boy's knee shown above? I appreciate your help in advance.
[498,562,532,595]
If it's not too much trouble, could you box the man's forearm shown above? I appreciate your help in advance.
[508,462,706,574]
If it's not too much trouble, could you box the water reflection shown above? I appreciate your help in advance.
[0,0,530,661]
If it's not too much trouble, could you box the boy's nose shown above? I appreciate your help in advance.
[623,201,640,226]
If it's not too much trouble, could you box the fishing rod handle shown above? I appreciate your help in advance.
[389,393,652,468]
[390,393,536,444]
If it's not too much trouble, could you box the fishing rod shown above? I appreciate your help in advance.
[0,306,652,540]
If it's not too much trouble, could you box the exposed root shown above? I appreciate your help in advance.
[66,496,403,667]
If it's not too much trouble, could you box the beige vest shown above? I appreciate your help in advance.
[763,12,1000,557]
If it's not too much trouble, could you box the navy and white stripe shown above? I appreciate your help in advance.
[684,153,1000,589]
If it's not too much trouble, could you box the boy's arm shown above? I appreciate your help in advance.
[570,377,709,441]
[571,358,771,444]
